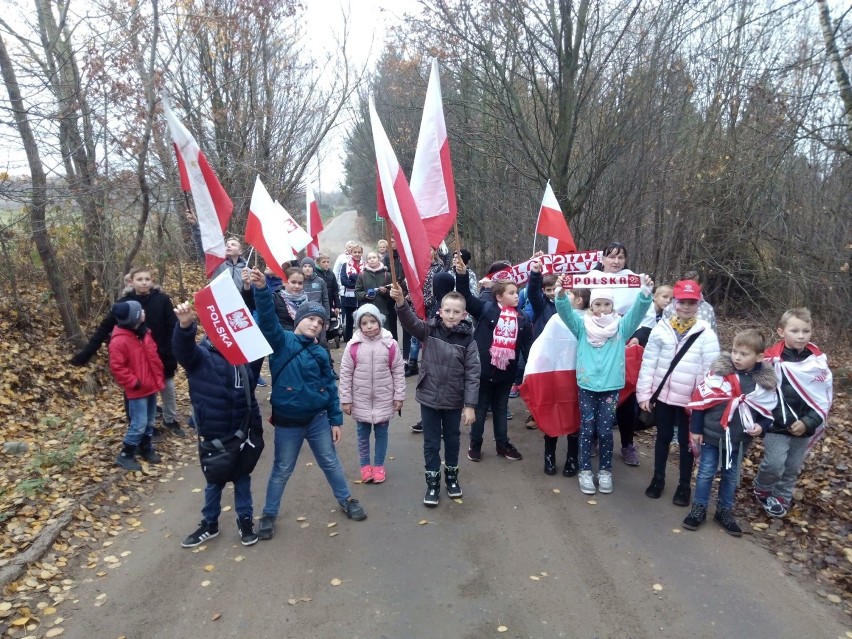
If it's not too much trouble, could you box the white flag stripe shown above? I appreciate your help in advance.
[524,314,578,376]
[250,177,296,263]
[410,60,449,221]
[206,272,272,362]
[273,200,313,252]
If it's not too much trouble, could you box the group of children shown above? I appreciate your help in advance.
[92,240,833,546]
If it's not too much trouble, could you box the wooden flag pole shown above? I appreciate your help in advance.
[384,220,398,286]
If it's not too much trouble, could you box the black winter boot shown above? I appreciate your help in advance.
[424,471,441,506]
[645,475,665,499]
[138,436,161,464]
[682,503,707,530]
[405,360,419,378]
[544,436,557,475]
[563,435,579,477]
[672,483,691,507]
[713,508,743,537]
[116,444,142,472]
[444,466,463,498]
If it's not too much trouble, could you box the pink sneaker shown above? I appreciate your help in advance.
[360,465,374,483]
[372,466,386,484]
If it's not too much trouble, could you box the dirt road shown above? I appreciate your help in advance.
[317,210,365,258]
[57,385,848,638]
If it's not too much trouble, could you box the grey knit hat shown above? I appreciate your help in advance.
[300,256,317,270]
[294,302,328,327]
[113,301,143,328]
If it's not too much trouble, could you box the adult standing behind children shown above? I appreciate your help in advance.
[108,301,164,471]
[339,243,364,342]
[390,282,479,506]
[172,302,263,548]
[249,268,366,540]
[637,280,720,506]
[71,267,184,439]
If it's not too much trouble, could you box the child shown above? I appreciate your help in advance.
[108,301,165,471]
[250,268,367,539]
[639,284,673,329]
[753,308,833,518]
[637,280,720,505]
[390,283,480,506]
[555,275,654,494]
[272,266,308,332]
[458,271,533,462]
[338,304,405,484]
[300,257,331,319]
[355,251,392,318]
[72,267,182,439]
[315,253,340,314]
[339,244,364,342]
[683,329,777,535]
[172,302,263,547]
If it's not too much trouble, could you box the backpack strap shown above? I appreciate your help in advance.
[350,342,360,368]
[350,340,397,371]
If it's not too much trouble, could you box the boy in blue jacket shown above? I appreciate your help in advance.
[249,268,366,540]
[172,302,263,548]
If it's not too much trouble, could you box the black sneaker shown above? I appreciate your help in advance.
[763,496,788,518]
[257,515,275,540]
[410,421,423,434]
[424,472,441,506]
[672,484,691,507]
[163,421,187,438]
[467,443,482,462]
[237,516,258,546]
[682,504,707,531]
[644,476,665,499]
[496,442,522,461]
[339,498,367,521]
[182,520,219,548]
[713,509,743,537]
[151,427,165,444]
[138,447,162,464]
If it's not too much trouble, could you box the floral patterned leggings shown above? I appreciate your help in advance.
[578,388,619,472]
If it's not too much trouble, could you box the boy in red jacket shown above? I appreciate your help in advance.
[108,300,165,471]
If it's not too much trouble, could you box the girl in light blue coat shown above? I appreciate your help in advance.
[555,275,653,495]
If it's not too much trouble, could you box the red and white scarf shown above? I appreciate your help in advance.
[490,305,519,370]
[346,256,362,277]
[687,371,777,469]
[764,341,833,451]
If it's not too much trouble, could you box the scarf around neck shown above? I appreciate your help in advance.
[583,311,619,347]
[364,263,386,273]
[670,316,697,335]
[280,289,307,320]
[346,257,362,277]
[489,305,519,370]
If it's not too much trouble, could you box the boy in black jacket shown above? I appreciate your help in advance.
[683,329,777,536]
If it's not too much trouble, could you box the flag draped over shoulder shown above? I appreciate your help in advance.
[410,59,457,248]
[535,182,576,254]
[194,272,273,365]
[370,96,432,318]
[306,185,323,258]
[245,176,295,279]
[162,95,233,277]
[519,315,580,436]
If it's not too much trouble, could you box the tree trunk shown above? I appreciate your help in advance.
[0,32,83,346]
[816,0,852,155]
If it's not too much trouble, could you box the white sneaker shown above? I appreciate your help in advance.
[578,470,596,495]
[598,470,613,494]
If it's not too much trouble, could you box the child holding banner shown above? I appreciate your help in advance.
[555,274,654,495]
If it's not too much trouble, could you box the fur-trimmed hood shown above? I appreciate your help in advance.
[710,353,777,391]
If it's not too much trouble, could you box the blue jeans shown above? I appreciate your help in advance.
[202,474,252,523]
[578,388,618,471]
[125,394,157,446]
[693,442,738,510]
[471,379,513,448]
[356,421,389,466]
[421,406,462,471]
[409,337,421,362]
[262,413,351,518]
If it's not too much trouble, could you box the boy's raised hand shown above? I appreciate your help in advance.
[241,267,252,290]
[174,302,195,328]
[249,267,266,289]
[390,282,405,306]
[529,259,541,274]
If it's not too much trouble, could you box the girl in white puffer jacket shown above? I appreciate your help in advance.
[339,304,406,485]
[637,280,720,507]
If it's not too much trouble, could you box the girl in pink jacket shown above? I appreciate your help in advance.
[339,304,406,484]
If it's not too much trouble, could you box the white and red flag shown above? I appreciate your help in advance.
[534,182,577,254]
[306,185,323,257]
[162,95,233,277]
[370,95,433,318]
[194,271,273,365]
[274,200,313,253]
[410,59,457,248]
[245,177,297,279]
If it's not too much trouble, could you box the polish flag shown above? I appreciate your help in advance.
[245,177,296,279]
[535,182,576,253]
[519,316,580,436]
[410,59,457,248]
[305,185,323,258]
[194,271,273,365]
[370,96,433,318]
[162,95,233,277]
[274,200,313,253]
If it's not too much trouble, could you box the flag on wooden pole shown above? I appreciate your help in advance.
[306,185,323,257]
[534,181,576,254]
[245,176,296,279]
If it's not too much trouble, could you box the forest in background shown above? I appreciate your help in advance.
[0,0,849,342]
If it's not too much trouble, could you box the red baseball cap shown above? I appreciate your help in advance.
[673,280,701,300]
